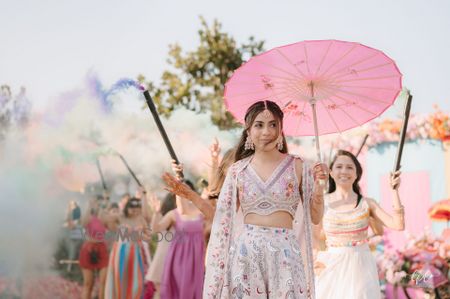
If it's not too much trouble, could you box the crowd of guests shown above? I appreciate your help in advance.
[61,138,225,299]
[60,100,405,299]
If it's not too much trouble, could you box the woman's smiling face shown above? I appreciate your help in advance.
[330,155,357,187]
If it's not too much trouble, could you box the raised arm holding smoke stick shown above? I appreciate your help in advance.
[81,195,112,234]
[149,194,173,233]
[161,137,233,221]
[365,170,404,230]
[152,163,204,232]
[136,185,152,223]
[169,160,188,215]
[163,160,216,221]
[208,137,221,185]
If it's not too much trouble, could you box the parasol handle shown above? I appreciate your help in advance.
[310,98,327,187]
[393,91,413,173]
[143,90,184,178]
[310,99,322,163]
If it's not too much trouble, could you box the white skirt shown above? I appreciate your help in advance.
[315,244,381,299]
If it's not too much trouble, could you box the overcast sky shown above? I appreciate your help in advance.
[1,0,449,114]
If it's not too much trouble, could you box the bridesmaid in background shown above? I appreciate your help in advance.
[314,150,404,299]
[144,193,176,299]
[150,182,205,299]
[104,188,152,299]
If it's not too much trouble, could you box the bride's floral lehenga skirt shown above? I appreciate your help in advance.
[224,224,309,299]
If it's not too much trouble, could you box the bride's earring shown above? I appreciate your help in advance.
[277,137,283,151]
[245,136,255,150]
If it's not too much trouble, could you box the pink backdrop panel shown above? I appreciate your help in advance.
[385,283,426,299]
[380,171,432,250]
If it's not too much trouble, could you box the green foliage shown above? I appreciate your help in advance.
[139,17,265,130]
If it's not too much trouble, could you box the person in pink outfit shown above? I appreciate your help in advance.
[150,181,205,299]
[79,195,109,299]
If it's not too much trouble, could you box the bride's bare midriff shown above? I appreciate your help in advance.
[244,211,294,229]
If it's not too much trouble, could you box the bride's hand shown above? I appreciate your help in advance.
[162,172,196,200]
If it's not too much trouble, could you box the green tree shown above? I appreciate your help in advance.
[139,17,265,130]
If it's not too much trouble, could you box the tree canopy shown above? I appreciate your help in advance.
[139,17,265,130]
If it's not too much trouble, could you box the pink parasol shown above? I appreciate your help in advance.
[224,39,402,160]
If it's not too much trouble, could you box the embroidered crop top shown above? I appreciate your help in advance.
[237,155,300,218]
[323,196,370,247]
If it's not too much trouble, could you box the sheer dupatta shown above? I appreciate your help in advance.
[203,156,316,299]
[293,159,315,298]
[203,158,247,298]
